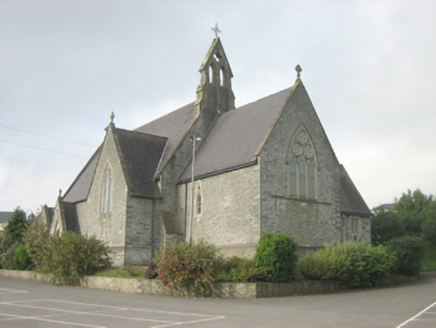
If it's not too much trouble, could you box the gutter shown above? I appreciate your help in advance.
[178,159,258,184]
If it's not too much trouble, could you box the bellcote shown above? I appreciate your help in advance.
[194,37,235,118]
[198,37,233,88]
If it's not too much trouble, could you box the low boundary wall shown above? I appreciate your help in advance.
[0,269,420,299]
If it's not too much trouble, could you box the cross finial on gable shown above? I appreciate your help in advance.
[110,111,115,124]
[211,23,221,38]
[295,65,302,79]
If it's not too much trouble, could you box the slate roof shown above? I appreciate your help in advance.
[63,147,102,203]
[135,102,195,174]
[181,87,293,179]
[115,128,168,197]
[340,165,372,217]
[63,127,168,203]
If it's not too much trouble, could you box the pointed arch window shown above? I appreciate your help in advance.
[100,165,112,213]
[195,182,203,217]
[288,128,316,198]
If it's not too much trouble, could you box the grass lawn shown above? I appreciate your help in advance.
[93,266,148,279]
[422,246,436,271]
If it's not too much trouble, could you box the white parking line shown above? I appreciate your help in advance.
[151,315,226,328]
[0,287,28,295]
[0,299,225,327]
[397,302,436,328]
[0,311,104,327]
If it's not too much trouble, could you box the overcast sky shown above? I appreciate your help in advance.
[1,0,435,214]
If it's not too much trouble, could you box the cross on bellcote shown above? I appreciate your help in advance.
[211,23,221,38]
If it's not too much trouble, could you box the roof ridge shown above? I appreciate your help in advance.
[135,101,195,131]
[116,126,168,141]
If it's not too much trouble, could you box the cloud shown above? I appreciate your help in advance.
[1,0,436,212]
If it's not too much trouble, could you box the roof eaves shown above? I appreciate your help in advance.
[179,159,258,184]
[341,211,373,218]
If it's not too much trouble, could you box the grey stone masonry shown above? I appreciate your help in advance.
[179,164,261,258]
[75,126,128,266]
[259,81,343,248]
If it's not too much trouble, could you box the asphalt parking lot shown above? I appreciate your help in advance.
[0,273,435,328]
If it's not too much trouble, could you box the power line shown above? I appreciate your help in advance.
[0,124,97,148]
[0,139,89,158]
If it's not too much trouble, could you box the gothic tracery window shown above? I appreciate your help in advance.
[288,128,316,198]
[100,165,112,213]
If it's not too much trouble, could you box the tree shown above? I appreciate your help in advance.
[421,201,436,246]
[393,189,433,236]
[371,209,404,246]
[4,208,28,243]
[372,189,436,246]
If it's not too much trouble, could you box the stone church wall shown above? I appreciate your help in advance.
[342,215,371,243]
[259,83,343,249]
[75,128,128,266]
[179,164,261,258]
[124,197,158,265]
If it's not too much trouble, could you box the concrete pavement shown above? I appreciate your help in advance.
[0,272,435,327]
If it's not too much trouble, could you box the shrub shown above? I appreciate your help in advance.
[0,233,15,269]
[4,208,27,243]
[22,218,51,268]
[35,231,111,285]
[144,261,158,279]
[155,241,224,296]
[301,242,395,288]
[14,244,32,270]
[254,232,299,282]
[0,241,20,270]
[371,209,405,246]
[215,256,269,283]
[388,236,425,276]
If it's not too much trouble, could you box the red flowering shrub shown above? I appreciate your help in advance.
[155,241,224,296]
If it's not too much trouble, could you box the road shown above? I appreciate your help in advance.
[0,273,435,327]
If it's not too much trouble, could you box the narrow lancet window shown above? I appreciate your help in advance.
[100,165,112,213]
[195,182,203,217]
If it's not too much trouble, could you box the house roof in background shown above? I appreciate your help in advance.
[0,211,14,224]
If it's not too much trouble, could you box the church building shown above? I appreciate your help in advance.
[45,37,372,266]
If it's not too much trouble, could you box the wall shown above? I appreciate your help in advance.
[124,197,158,265]
[179,164,261,258]
[259,83,343,248]
[75,128,128,266]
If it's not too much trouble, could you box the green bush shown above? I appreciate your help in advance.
[254,232,299,282]
[0,241,20,270]
[14,244,32,270]
[371,209,405,246]
[0,233,15,269]
[4,208,28,243]
[155,241,224,296]
[301,242,395,288]
[22,219,51,268]
[35,231,111,285]
[215,256,269,283]
[143,261,158,279]
[388,236,425,276]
